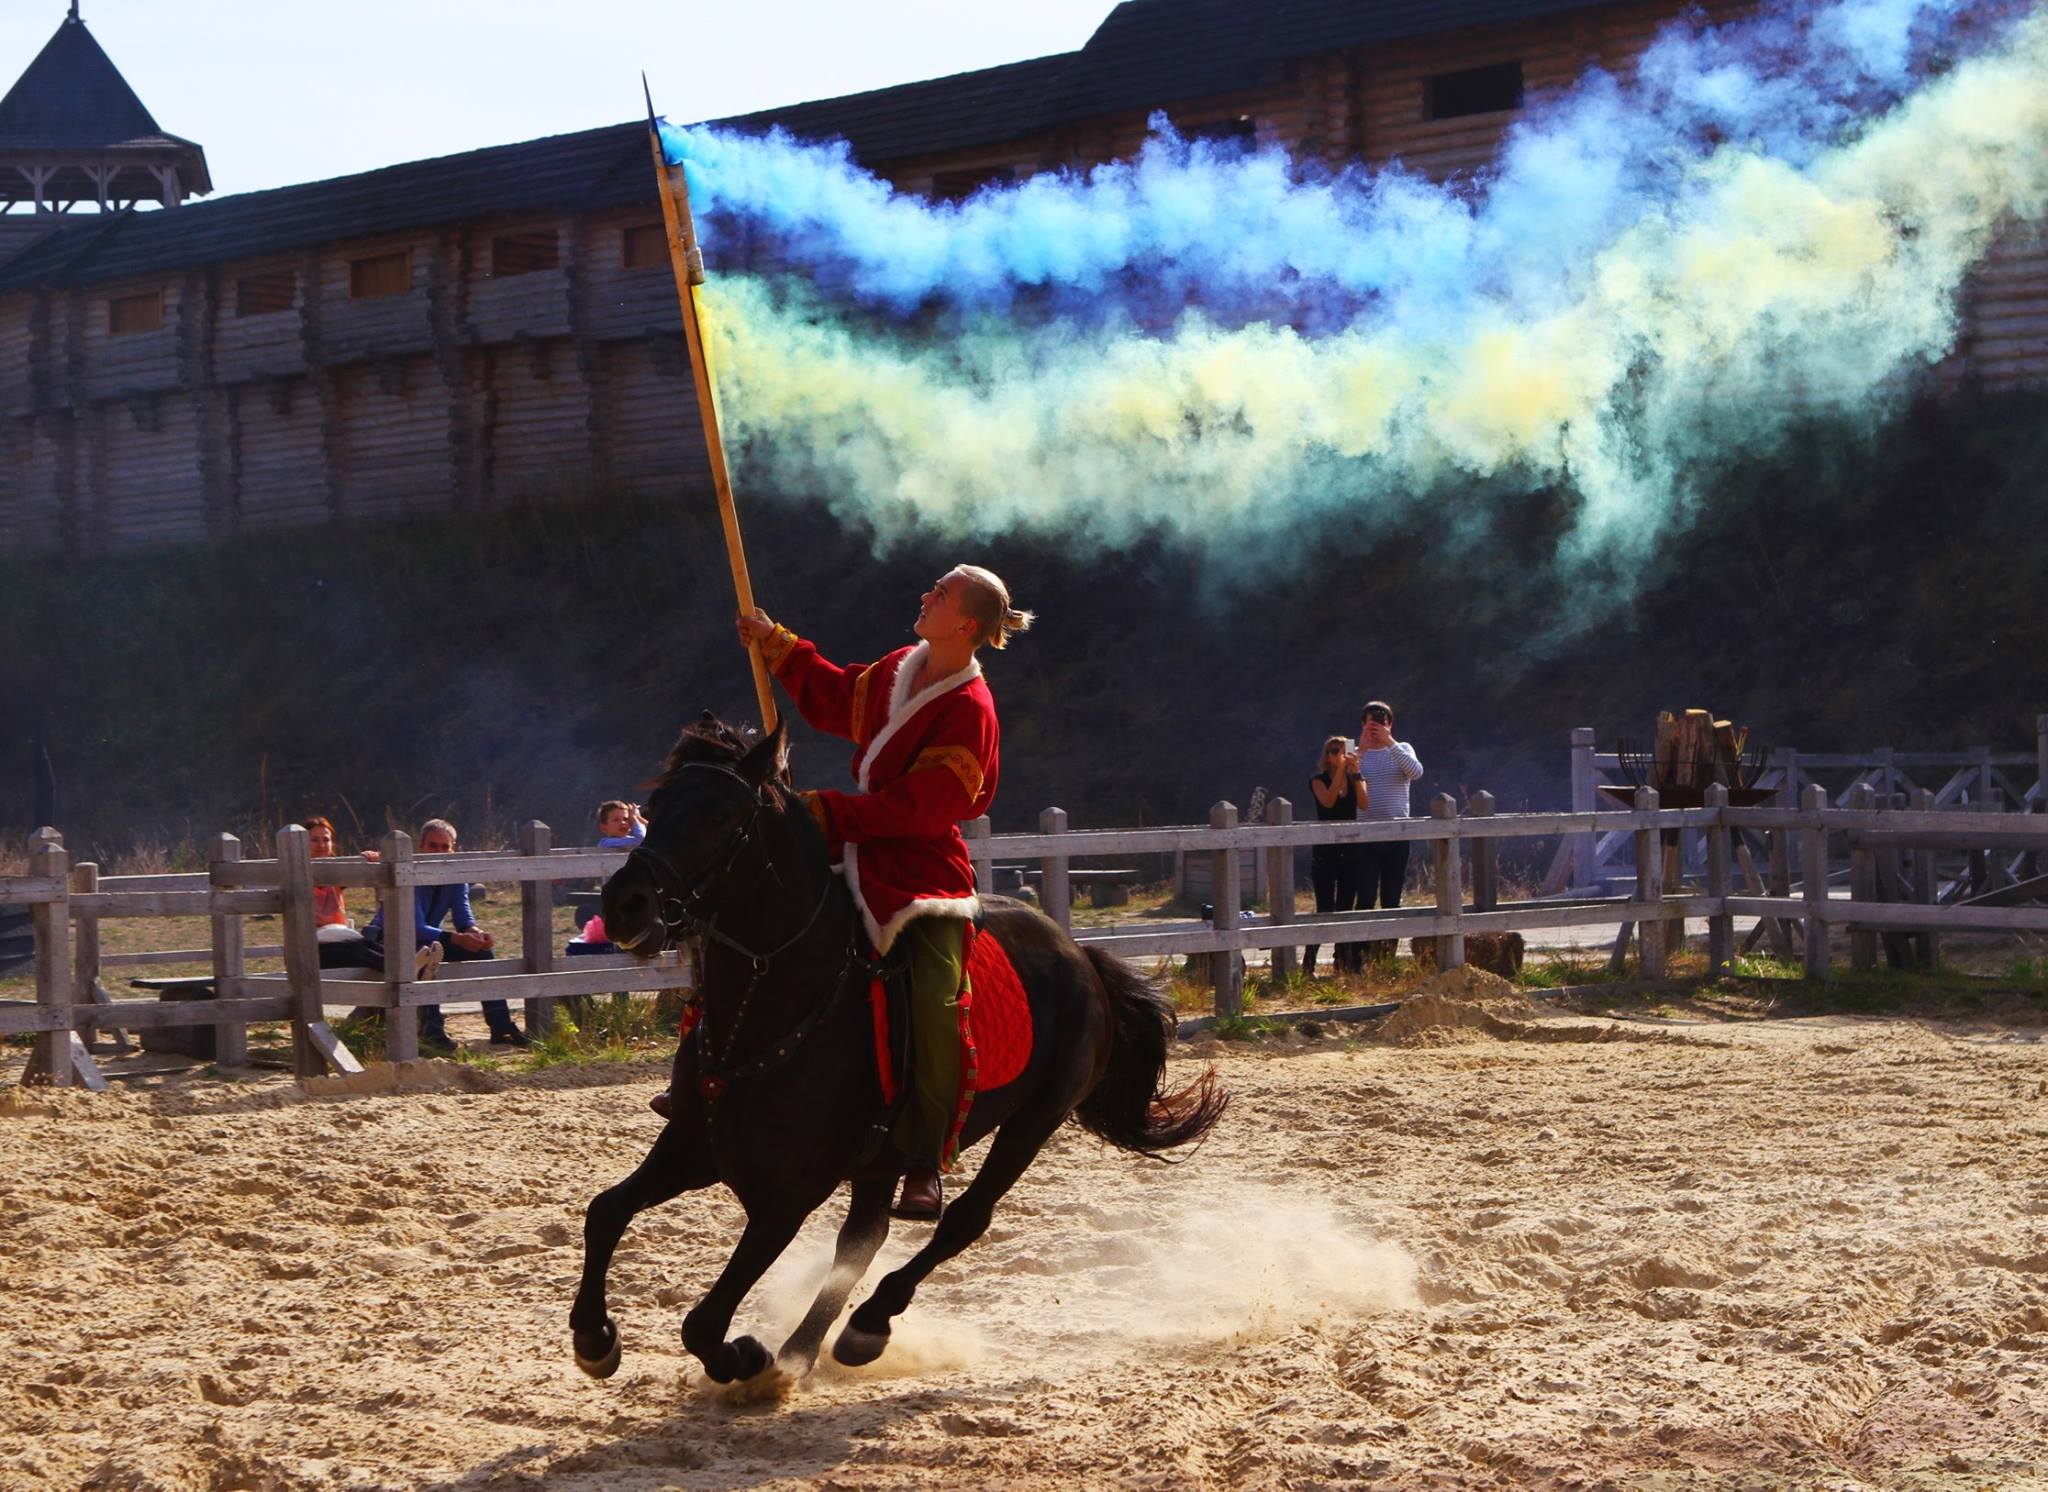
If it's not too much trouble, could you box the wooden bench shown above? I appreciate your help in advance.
[1003,866,1142,907]
[128,974,224,1059]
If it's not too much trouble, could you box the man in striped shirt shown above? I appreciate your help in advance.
[1356,701,1425,929]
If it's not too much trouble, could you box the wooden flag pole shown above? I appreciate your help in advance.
[645,90,779,733]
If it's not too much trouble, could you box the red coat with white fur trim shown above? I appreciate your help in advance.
[763,630,998,954]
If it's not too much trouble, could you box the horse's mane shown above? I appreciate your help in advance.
[647,713,757,794]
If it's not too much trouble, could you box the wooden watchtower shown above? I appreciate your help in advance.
[0,3,211,262]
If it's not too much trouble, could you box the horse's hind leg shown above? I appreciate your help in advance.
[569,1122,714,1378]
[775,1177,893,1376]
[834,1103,1065,1367]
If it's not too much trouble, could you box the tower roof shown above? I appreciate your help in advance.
[0,8,167,152]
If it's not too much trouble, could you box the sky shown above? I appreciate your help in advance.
[0,0,1121,198]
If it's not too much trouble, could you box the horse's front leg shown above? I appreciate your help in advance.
[682,1206,814,1383]
[775,1177,893,1376]
[570,1121,714,1378]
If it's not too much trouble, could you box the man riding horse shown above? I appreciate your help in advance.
[654,563,1031,1221]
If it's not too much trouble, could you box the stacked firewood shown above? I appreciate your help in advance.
[1650,709,1749,790]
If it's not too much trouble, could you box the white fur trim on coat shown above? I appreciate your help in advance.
[855,640,983,793]
[845,850,980,954]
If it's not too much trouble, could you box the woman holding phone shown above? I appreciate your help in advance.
[1305,734,1367,977]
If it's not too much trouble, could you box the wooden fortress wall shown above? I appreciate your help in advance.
[1,0,2042,553]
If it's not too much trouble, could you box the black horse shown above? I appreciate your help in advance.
[569,716,1227,1384]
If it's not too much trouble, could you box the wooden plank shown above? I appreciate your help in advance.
[390,849,631,886]
[1958,872,2048,908]
[302,1021,366,1076]
[1038,808,1071,933]
[518,820,557,1038]
[1264,796,1296,982]
[27,831,74,1087]
[1635,787,1664,979]
[100,945,284,968]
[68,997,295,1030]
[0,876,69,905]
[275,825,328,1077]
[70,862,110,1043]
[68,889,281,917]
[210,833,248,1065]
[380,831,419,1062]
[1705,784,1733,975]
[1431,794,1465,970]
[1468,791,1498,912]
[1567,726,1598,892]
[1802,784,1831,982]
[210,858,384,888]
[1209,801,1244,1018]
[1849,784,1878,972]
[381,962,697,1005]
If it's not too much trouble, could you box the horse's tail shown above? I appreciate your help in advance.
[1074,947,1228,1157]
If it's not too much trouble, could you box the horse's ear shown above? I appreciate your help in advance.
[740,718,789,788]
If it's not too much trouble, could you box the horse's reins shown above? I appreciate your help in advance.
[627,761,861,1101]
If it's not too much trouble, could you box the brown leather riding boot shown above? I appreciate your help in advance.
[892,1167,943,1221]
[648,1089,673,1119]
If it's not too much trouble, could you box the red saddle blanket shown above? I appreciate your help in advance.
[869,923,1033,1112]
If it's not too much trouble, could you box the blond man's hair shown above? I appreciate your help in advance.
[951,565,1034,651]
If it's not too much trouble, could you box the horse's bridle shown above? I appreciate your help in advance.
[625,760,860,1101]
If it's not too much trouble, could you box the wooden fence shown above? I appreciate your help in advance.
[1558,715,2048,892]
[0,823,690,1090]
[6,788,2047,1089]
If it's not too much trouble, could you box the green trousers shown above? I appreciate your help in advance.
[890,916,966,1170]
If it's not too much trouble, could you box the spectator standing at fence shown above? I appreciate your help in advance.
[596,800,647,849]
[1355,702,1424,934]
[364,818,525,1053]
[1304,736,1368,978]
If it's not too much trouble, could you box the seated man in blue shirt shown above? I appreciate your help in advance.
[364,817,525,1054]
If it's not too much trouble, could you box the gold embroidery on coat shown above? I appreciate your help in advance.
[850,664,874,744]
[912,745,985,801]
[760,624,799,670]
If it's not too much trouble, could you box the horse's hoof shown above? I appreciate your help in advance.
[730,1334,773,1382]
[832,1324,889,1367]
[574,1319,622,1380]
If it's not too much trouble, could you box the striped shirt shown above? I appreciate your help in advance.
[1357,741,1424,819]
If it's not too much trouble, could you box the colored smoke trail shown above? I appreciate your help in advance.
[662,0,2048,566]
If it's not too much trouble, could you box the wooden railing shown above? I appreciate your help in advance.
[1559,714,2048,891]
[6,789,2046,1089]
[0,823,690,1090]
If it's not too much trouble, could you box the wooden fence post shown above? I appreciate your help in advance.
[1849,784,1877,971]
[1431,794,1465,971]
[278,825,335,1078]
[1633,787,1664,979]
[1209,801,1243,1017]
[381,831,419,1061]
[1570,727,1597,890]
[1037,808,1070,933]
[1469,791,1498,912]
[26,830,97,1088]
[1913,786,1939,968]
[965,816,994,900]
[1705,783,1733,975]
[519,820,556,1038]
[208,834,248,1067]
[1802,783,1830,980]
[69,860,126,1054]
[2036,712,2047,807]
[1264,796,1295,982]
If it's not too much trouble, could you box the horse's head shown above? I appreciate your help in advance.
[602,712,791,957]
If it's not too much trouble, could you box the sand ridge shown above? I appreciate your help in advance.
[3,1007,2046,1490]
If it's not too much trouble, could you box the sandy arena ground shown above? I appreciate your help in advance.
[4,984,2047,1491]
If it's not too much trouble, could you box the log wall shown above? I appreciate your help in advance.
[0,0,2042,553]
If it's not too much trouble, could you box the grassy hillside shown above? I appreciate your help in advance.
[3,388,2043,863]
